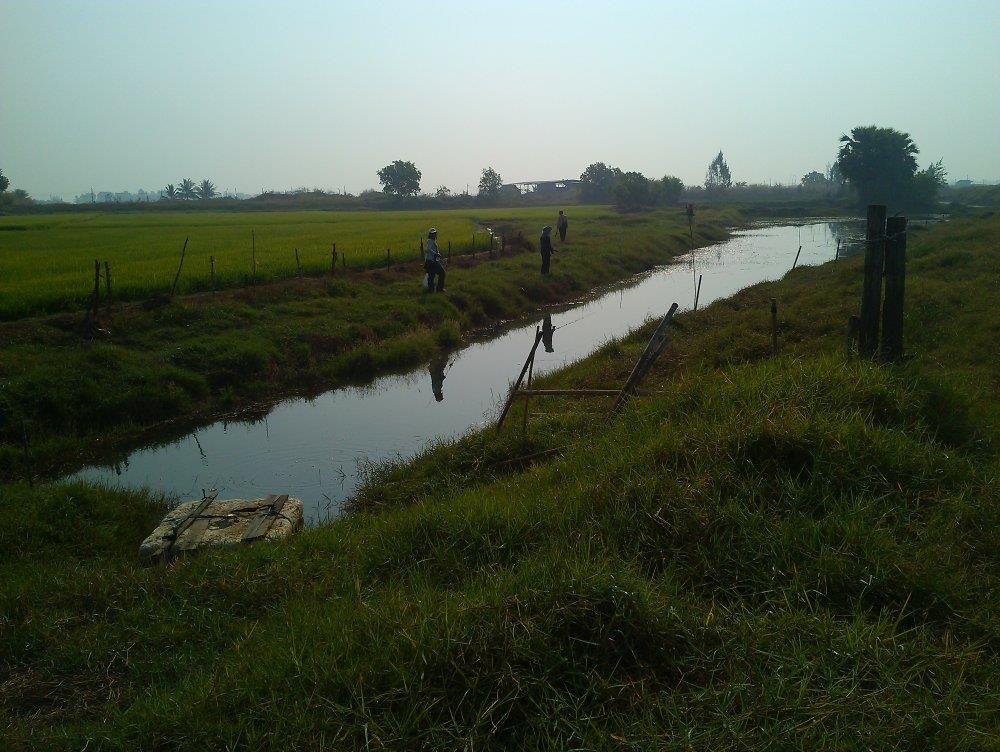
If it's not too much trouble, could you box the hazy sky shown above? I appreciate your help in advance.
[4,0,999,198]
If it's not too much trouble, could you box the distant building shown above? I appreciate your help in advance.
[505,179,583,196]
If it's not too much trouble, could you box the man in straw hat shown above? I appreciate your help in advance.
[424,227,445,292]
[540,225,555,276]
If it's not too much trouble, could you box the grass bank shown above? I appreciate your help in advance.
[0,206,734,479]
[1,214,997,748]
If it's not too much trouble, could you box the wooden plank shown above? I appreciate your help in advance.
[242,494,288,544]
[165,492,218,560]
[880,216,907,362]
[176,517,212,551]
[611,303,678,415]
[496,328,544,431]
[859,205,886,357]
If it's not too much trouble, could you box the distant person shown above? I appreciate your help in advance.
[540,226,555,275]
[556,210,568,242]
[424,227,445,292]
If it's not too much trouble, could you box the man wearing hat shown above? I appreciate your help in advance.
[424,227,445,292]
[540,225,555,276]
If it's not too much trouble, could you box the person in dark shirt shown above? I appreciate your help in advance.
[424,227,445,292]
[556,210,568,242]
[540,226,555,275]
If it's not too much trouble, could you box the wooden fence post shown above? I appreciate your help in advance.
[342,252,346,271]
[104,261,112,308]
[295,248,302,277]
[448,240,451,261]
[693,274,702,310]
[331,243,337,273]
[880,216,907,362]
[858,204,887,357]
[210,255,215,293]
[835,238,841,262]
[497,329,545,431]
[170,237,189,297]
[91,259,101,317]
[792,245,803,269]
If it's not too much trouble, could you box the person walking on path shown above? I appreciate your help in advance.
[424,228,445,292]
[556,210,568,242]
[540,226,555,276]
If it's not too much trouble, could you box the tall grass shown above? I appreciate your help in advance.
[1,212,997,748]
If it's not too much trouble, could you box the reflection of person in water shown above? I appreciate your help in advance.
[429,352,448,402]
[542,313,555,353]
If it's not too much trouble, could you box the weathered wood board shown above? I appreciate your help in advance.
[139,495,303,565]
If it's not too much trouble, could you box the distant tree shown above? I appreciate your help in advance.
[195,179,217,200]
[377,160,421,197]
[654,175,684,206]
[836,126,920,208]
[909,159,948,210]
[705,151,732,192]
[162,183,177,200]
[12,189,30,200]
[613,171,652,212]
[0,168,9,193]
[435,185,452,198]
[478,166,503,198]
[580,162,623,202]
[178,178,197,200]
[801,171,828,188]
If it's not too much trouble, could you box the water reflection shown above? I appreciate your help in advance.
[428,352,448,402]
[71,219,867,522]
[542,313,555,353]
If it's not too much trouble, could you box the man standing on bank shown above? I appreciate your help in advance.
[556,210,568,242]
[424,227,445,292]
[540,225,555,276]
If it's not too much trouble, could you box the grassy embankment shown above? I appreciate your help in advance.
[0,206,734,478]
[2,214,997,748]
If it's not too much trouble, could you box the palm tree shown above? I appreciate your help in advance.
[162,183,177,200]
[178,178,197,200]
[195,179,217,200]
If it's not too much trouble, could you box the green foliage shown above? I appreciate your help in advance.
[178,177,197,200]
[801,170,828,187]
[162,183,177,199]
[835,125,944,210]
[705,150,732,192]
[613,171,651,211]
[377,159,422,197]
[654,175,684,205]
[477,166,503,197]
[579,161,623,202]
[195,179,216,200]
[0,167,9,193]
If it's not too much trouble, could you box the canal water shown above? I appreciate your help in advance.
[71,220,864,521]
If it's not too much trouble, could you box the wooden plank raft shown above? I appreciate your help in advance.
[139,494,303,565]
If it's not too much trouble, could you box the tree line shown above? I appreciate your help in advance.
[161,178,217,200]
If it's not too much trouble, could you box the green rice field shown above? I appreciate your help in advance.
[0,207,607,320]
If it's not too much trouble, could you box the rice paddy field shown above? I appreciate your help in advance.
[0,207,609,320]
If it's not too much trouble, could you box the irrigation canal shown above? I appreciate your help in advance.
[72,219,865,522]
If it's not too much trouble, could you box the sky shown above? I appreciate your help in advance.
[3,0,999,199]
